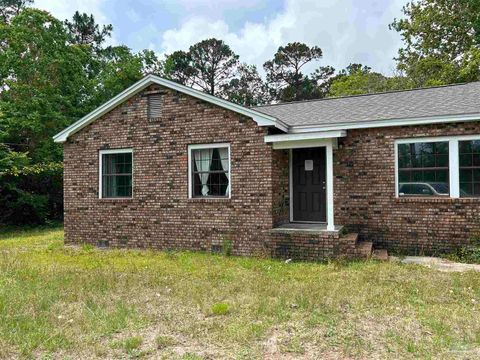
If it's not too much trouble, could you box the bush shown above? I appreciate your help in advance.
[448,235,480,264]
[0,162,63,225]
[222,238,233,256]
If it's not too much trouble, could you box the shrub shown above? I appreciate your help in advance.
[448,234,480,264]
[0,161,63,225]
[222,238,233,257]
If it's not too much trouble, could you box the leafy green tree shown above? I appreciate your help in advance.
[390,0,480,86]
[164,50,195,85]
[0,0,31,23]
[65,11,112,49]
[310,65,336,97]
[164,38,239,96]
[0,7,161,224]
[263,42,326,102]
[328,63,414,97]
[0,8,94,162]
[92,46,163,105]
[222,64,268,106]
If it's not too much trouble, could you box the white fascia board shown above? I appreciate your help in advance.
[288,113,480,133]
[53,76,152,143]
[53,75,287,143]
[265,130,346,143]
[271,138,337,150]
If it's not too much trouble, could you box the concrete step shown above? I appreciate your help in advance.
[340,232,359,244]
[355,241,373,259]
[372,249,389,261]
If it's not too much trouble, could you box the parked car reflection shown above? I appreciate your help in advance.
[399,182,449,196]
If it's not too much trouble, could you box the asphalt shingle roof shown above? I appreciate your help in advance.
[253,82,480,128]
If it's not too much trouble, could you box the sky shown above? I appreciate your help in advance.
[33,0,408,76]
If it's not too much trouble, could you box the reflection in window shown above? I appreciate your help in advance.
[191,147,229,197]
[398,142,449,196]
[459,140,480,197]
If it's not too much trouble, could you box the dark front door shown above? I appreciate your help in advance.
[292,147,326,222]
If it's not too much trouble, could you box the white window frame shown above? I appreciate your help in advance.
[188,143,231,199]
[99,148,134,199]
[395,135,480,198]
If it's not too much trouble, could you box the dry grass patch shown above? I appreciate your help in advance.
[0,226,479,359]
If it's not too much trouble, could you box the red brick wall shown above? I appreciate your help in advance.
[334,122,480,254]
[63,82,480,257]
[63,85,277,255]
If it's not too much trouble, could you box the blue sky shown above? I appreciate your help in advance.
[34,0,408,76]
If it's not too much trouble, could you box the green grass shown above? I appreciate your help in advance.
[211,302,230,316]
[0,226,479,359]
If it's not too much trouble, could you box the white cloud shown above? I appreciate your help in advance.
[160,0,407,75]
[33,0,408,75]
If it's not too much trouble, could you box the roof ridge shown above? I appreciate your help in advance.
[253,81,479,109]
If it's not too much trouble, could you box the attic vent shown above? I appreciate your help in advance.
[148,94,162,119]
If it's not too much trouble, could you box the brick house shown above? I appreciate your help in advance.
[54,75,480,259]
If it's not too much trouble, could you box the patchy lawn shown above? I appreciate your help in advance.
[0,227,479,359]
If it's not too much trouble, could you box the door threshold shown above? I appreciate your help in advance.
[290,221,327,224]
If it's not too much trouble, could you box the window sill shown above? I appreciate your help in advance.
[188,197,231,203]
[396,196,480,203]
[98,197,134,201]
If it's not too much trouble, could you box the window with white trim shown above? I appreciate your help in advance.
[189,144,230,198]
[99,149,133,198]
[397,141,449,196]
[396,136,480,198]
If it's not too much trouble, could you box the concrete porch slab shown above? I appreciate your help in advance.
[270,223,343,234]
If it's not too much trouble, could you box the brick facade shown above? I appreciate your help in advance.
[63,83,480,258]
[334,122,480,254]
[64,84,277,256]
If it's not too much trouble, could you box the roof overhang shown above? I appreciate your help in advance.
[264,130,346,149]
[287,113,480,133]
[53,75,288,143]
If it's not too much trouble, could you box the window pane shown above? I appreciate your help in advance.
[397,141,449,197]
[474,183,480,196]
[473,154,480,166]
[435,142,448,154]
[460,154,472,167]
[473,140,480,154]
[459,141,472,153]
[460,169,473,182]
[422,154,435,167]
[436,154,449,167]
[398,155,410,168]
[101,152,132,198]
[460,182,473,197]
[399,170,410,182]
[459,140,480,197]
